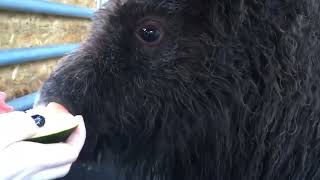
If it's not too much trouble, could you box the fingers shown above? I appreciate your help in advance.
[0,141,77,180]
[12,164,72,180]
[45,102,86,153]
[29,164,72,180]
[31,103,86,151]
[1,141,78,167]
[46,102,69,113]
[26,104,73,122]
[0,102,86,180]
[0,91,5,99]
[0,112,38,150]
[0,92,13,113]
[0,114,86,166]
[66,115,86,154]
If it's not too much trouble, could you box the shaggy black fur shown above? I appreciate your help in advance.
[37,0,320,179]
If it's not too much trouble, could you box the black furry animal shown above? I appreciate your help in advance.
[37,0,320,179]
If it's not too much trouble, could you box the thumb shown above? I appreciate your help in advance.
[0,111,39,150]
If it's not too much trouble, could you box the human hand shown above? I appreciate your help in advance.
[0,102,86,180]
[0,92,13,113]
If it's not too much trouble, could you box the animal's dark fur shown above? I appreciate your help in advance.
[38,0,320,179]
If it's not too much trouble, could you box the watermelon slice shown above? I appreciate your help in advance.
[26,118,79,143]
[26,103,79,144]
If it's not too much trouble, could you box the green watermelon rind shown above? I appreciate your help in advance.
[26,126,77,144]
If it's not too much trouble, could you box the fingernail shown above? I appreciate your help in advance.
[31,114,46,127]
[47,102,69,113]
[75,115,84,122]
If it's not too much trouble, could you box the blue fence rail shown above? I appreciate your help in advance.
[0,0,94,19]
[7,92,39,111]
[0,44,79,66]
[1,0,94,110]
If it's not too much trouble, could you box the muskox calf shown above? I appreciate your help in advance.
[38,0,320,179]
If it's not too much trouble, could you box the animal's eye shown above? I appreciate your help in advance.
[136,21,164,45]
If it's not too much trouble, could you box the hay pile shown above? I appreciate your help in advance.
[0,0,96,100]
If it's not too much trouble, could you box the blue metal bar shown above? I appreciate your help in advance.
[0,0,94,19]
[7,92,38,111]
[0,43,79,66]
